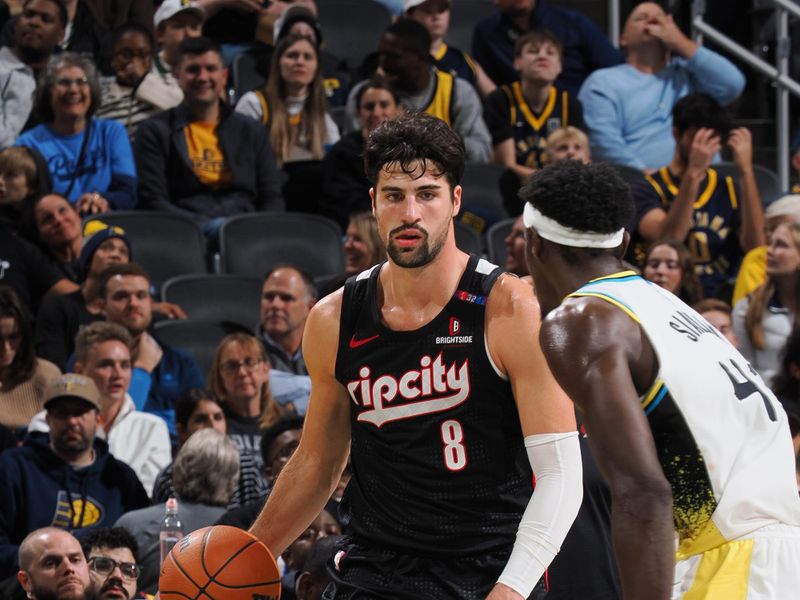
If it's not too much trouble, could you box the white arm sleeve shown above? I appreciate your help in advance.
[497,431,583,598]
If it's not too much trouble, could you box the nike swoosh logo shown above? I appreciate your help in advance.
[349,334,380,349]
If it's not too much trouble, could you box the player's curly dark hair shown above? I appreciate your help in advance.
[364,113,465,189]
[672,93,731,137]
[519,160,634,234]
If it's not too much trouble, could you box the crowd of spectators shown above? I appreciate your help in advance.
[0,0,799,598]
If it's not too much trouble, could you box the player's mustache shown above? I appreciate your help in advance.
[390,225,428,237]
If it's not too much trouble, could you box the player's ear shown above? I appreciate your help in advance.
[452,184,462,217]
[616,230,632,258]
[295,571,313,599]
[369,187,376,214]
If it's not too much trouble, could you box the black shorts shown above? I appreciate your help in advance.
[321,538,547,600]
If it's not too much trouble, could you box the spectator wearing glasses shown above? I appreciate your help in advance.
[97,23,183,142]
[210,333,284,476]
[80,527,139,600]
[15,52,137,213]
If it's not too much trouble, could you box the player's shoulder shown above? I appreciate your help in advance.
[308,286,344,329]
[486,272,541,322]
[542,295,640,359]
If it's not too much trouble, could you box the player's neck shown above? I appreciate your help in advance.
[551,255,627,299]
[380,243,467,325]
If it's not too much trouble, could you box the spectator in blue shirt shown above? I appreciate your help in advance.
[577,1,745,171]
[15,52,137,214]
[472,0,623,96]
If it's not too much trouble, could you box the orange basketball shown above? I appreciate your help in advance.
[159,525,281,600]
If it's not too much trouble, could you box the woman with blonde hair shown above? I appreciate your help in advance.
[733,221,800,384]
[209,333,284,471]
[235,33,339,166]
[344,212,387,277]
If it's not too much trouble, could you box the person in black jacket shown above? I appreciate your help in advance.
[135,36,284,238]
[0,374,149,579]
[318,76,401,231]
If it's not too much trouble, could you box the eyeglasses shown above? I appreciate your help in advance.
[55,77,90,89]
[220,357,263,375]
[88,556,139,580]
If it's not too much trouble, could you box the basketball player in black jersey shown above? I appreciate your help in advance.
[250,113,583,600]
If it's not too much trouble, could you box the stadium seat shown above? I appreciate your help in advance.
[486,218,514,266]
[83,211,207,287]
[454,221,484,256]
[713,162,781,206]
[459,162,509,232]
[316,0,391,72]
[446,0,496,54]
[153,320,250,379]
[231,50,266,105]
[219,213,345,279]
[161,274,263,330]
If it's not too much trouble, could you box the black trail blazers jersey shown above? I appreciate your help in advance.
[335,255,532,557]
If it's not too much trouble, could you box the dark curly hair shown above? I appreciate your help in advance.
[364,113,465,189]
[80,527,138,557]
[671,93,731,138]
[519,160,634,235]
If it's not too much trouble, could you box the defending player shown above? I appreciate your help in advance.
[521,160,800,599]
[249,113,583,599]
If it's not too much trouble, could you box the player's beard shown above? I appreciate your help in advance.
[386,221,449,269]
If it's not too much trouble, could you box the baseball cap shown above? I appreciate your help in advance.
[43,374,102,412]
[154,0,205,29]
[79,220,132,272]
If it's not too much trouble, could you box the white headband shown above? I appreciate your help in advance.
[523,203,625,249]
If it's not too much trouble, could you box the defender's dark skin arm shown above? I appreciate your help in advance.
[540,297,674,600]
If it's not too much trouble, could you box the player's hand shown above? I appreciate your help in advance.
[134,332,163,373]
[686,128,720,177]
[153,301,188,320]
[727,127,754,174]
[76,192,110,216]
[485,583,525,600]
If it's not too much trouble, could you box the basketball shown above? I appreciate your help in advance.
[159,525,281,600]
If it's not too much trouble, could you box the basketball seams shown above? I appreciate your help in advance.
[160,551,204,600]
[203,533,280,588]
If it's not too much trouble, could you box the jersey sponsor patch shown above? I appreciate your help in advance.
[455,290,487,305]
[346,353,470,427]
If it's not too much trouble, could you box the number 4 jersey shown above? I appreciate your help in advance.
[568,272,800,558]
[335,256,531,556]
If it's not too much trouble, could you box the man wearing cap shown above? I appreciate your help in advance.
[0,374,148,579]
[35,222,185,371]
[29,322,172,497]
[153,0,204,79]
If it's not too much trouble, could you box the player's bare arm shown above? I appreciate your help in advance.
[540,297,674,600]
[249,289,352,557]
[484,274,583,600]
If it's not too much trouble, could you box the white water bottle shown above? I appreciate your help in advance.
[159,497,184,565]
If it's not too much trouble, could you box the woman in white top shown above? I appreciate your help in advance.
[733,221,800,384]
[235,33,339,166]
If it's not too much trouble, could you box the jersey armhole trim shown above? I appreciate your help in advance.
[484,334,508,381]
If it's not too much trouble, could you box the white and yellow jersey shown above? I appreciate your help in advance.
[568,271,800,559]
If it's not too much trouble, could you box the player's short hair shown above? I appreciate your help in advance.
[176,35,222,67]
[671,93,731,137]
[260,415,305,466]
[514,28,563,59]
[384,18,431,59]
[520,160,634,240]
[364,113,465,189]
[74,321,133,364]
[80,527,138,558]
[97,262,151,299]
